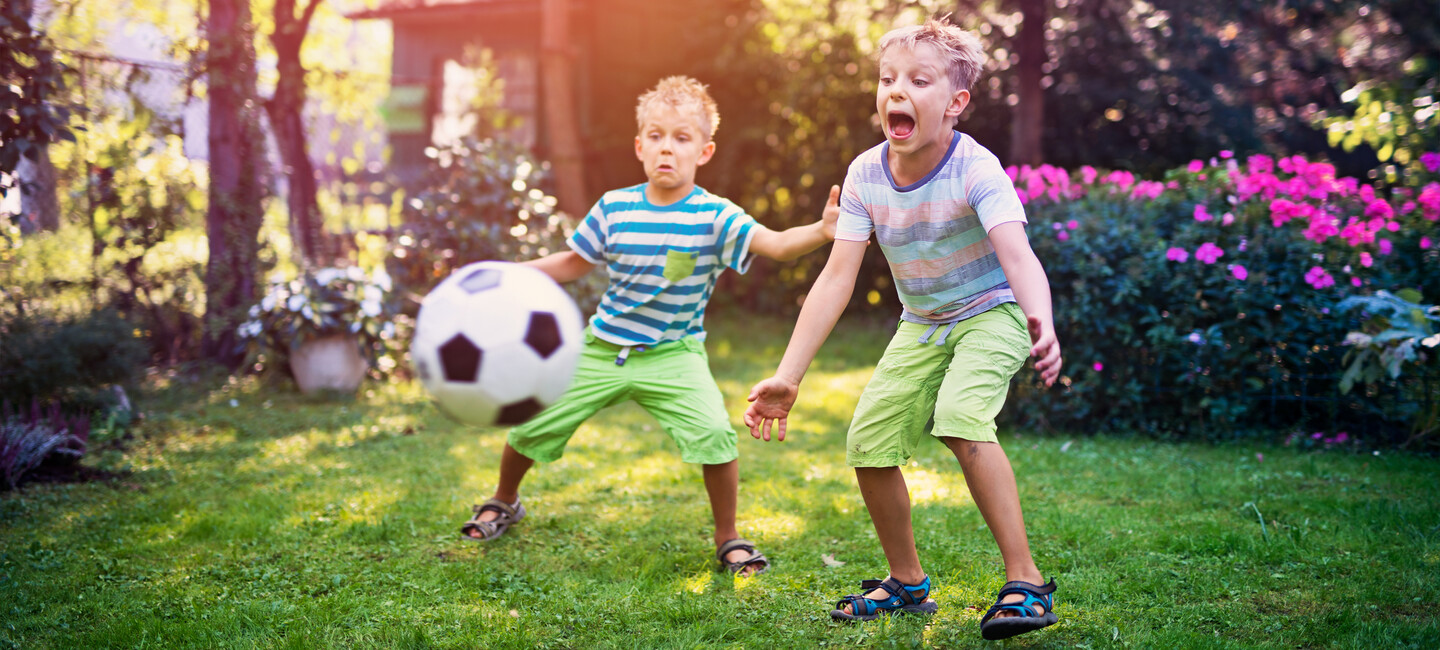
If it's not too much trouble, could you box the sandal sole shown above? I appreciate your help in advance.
[980,612,1058,640]
[830,599,938,622]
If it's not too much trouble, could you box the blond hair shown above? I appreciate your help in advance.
[878,17,987,92]
[635,76,721,140]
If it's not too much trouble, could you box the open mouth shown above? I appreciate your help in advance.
[887,112,916,139]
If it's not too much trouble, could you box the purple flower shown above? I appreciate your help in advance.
[1195,242,1225,264]
[1422,151,1440,173]
[1057,231,1070,242]
[1166,247,1189,262]
[1379,239,1393,255]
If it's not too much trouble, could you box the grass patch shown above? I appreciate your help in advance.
[2,312,1438,648]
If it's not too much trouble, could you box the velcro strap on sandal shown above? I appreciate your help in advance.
[475,497,518,519]
[716,538,756,560]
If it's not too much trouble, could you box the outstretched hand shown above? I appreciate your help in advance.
[1027,315,1062,387]
[820,184,841,241]
[744,377,799,442]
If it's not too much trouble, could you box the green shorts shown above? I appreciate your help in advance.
[846,302,1031,467]
[508,329,738,465]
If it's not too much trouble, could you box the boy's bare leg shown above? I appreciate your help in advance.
[701,460,764,576]
[944,438,1047,618]
[840,466,927,614]
[465,443,534,537]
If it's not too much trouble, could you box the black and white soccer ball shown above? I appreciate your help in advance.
[411,261,584,426]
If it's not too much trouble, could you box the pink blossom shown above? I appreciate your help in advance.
[1256,452,1264,463]
[1080,165,1098,185]
[1230,264,1248,281]
[1386,221,1400,232]
[1305,266,1336,289]
[1195,242,1225,264]
[1066,219,1079,230]
[1194,204,1212,221]
[1165,247,1189,262]
[1092,362,1104,372]
[1247,154,1274,175]
[1057,231,1070,242]
[1422,152,1440,173]
[1188,160,1204,173]
[1422,236,1433,250]
[1333,432,1349,444]
[1351,276,1362,287]
[1222,212,1235,226]
[1359,252,1373,268]
[1379,239,1392,255]
[1419,183,1440,220]
[1220,150,1234,159]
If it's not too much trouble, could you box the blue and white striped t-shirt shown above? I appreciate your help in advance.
[567,183,758,346]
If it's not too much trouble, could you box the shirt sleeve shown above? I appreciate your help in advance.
[966,149,1028,232]
[716,200,758,274]
[566,199,608,264]
[835,160,873,242]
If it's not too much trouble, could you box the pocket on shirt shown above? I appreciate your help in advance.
[663,248,698,283]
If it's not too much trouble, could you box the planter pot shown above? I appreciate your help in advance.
[289,333,367,394]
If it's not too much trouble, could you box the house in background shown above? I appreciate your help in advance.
[348,0,745,209]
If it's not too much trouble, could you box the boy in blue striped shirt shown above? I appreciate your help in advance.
[460,76,839,576]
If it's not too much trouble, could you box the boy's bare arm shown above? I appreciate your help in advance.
[988,222,1063,386]
[747,185,841,262]
[744,238,868,441]
[522,250,598,284]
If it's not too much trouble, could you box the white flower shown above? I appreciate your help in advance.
[346,266,365,282]
[373,268,392,292]
[302,304,315,320]
[261,294,277,311]
[287,294,307,312]
[364,285,382,303]
[315,268,344,286]
[361,300,381,317]
[1423,333,1440,348]
[1343,332,1374,347]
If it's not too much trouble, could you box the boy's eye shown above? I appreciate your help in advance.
[914,79,929,87]
[880,76,894,85]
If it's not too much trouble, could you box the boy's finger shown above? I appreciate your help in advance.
[777,419,787,442]
[828,184,840,204]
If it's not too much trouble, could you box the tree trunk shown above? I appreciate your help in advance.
[203,0,267,366]
[540,0,587,216]
[1008,0,1046,167]
[17,147,59,232]
[266,0,326,267]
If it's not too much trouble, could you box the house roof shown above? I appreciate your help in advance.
[346,0,543,20]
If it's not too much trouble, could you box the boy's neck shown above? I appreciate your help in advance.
[645,182,695,206]
[886,129,956,187]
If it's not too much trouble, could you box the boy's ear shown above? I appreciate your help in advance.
[947,89,971,121]
[697,140,717,166]
[635,135,644,161]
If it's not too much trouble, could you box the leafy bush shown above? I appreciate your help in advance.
[237,266,401,377]
[0,308,146,409]
[1335,290,1439,446]
[1004,152,1440,445]
[385,138,604,313]
[1,401,89,490]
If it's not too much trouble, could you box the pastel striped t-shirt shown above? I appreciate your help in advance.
[568,183,757,346]
[835,133,1027,324]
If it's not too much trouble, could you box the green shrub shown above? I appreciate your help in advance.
[1005,155,1440,446]
[0,308,146,409]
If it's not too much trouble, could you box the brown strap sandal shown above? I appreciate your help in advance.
[459,497,526,541]
[716,538,770,575]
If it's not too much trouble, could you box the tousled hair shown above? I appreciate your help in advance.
[635,76,720,139]
[878,17,986,92]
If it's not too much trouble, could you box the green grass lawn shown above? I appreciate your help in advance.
[3,312,1438,649]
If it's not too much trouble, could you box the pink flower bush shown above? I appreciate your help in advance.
[1305,266,1335,289]
[1422,152,1440,173]
[1195,242,1224,264]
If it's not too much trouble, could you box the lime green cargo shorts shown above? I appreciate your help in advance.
[846,302,1031,467]
[508,329,738,465]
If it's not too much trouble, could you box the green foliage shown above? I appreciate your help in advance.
[0,1,74,198]
[1335,289,1439,445]
[0,309,146,410]
[385,138,604,312]
[1324,62,1440,182]
[1,314,1438,646]
[237,266,402,377]
[1007,155,1439,445]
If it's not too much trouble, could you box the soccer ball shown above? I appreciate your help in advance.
[411,261,584,426]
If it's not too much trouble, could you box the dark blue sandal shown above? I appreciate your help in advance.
[980,578,1058,640]
[716,538,769,575]
[830,575,939,621]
